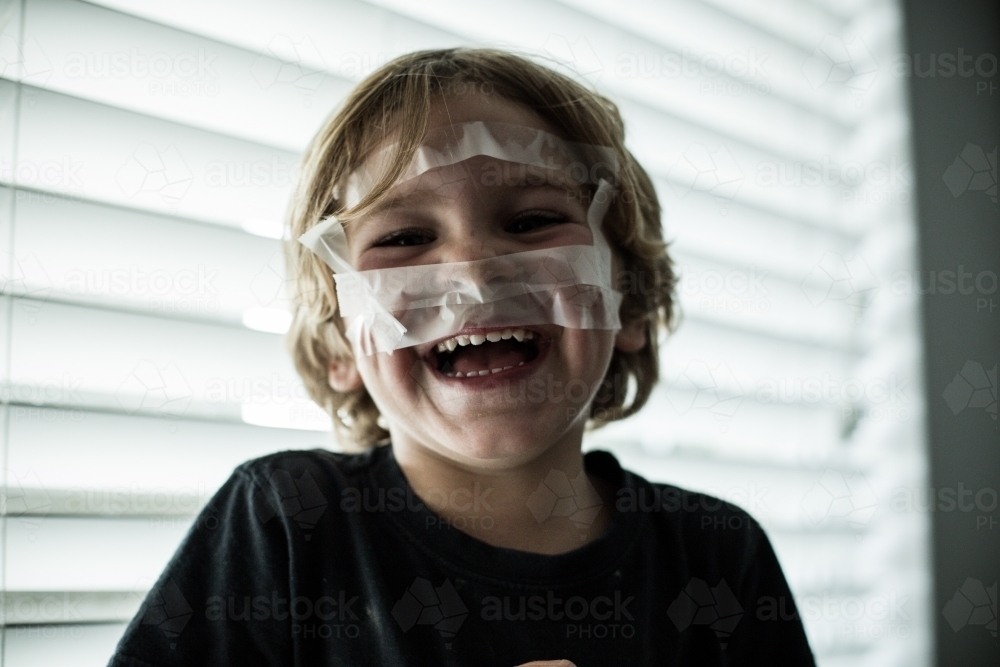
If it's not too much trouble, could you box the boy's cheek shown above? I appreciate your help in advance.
[352,349,423,406]
[560,329,616,372]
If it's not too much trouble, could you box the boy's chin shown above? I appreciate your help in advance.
[443,433,548,462]
[434,412,583,463]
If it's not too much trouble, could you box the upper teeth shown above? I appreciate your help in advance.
[436,328,535,353]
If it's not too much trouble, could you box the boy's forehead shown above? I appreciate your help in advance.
[358,94,564,164]
[370,159,586,214]
[340,95,613,214]
[362,95,563,169]
[424,92,564,139]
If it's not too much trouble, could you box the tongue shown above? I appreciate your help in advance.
[447,340,532,374]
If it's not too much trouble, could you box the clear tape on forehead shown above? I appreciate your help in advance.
[298,123,622,356]
[339,121,619,210]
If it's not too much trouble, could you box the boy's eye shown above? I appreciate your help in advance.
[372,228,435,247]
[506,210,568,234]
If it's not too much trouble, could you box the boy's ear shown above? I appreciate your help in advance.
[328,358,363,392]
[614,318,648,353]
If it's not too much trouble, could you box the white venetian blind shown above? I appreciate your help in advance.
[0,0,930,665]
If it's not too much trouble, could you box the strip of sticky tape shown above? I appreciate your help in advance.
[298,123,623,355]
[340,121,618,209]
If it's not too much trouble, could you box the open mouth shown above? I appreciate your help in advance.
[426,328,543,378]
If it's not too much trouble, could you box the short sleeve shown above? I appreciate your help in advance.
[107,465,294,667]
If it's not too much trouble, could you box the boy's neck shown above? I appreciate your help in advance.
[390,429,612,555]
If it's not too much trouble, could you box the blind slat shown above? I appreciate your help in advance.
[7,186,285,326]
[3,623,128,667]
[24,0,350,151]
[6,297,322,425]
[10,83,296,228]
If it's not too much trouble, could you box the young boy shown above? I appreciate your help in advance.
[109,48,815,666]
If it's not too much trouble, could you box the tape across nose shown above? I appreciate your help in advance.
[449,249,522,282]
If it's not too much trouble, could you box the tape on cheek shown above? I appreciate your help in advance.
[297,213,354,274]
[297,215,407,352]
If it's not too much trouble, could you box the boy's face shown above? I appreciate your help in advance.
[335,93,644,465]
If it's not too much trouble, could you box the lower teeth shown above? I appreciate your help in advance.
[444,362,525,378]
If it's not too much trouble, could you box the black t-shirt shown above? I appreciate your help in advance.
[108,445,815,666]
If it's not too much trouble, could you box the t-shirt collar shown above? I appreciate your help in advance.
[366,444,646,585]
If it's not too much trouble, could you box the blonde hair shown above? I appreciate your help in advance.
[285,48,676,450]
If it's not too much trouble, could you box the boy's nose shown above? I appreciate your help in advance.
[435,211,524,261]
[437,239,523,287]
[441,238,503,264]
